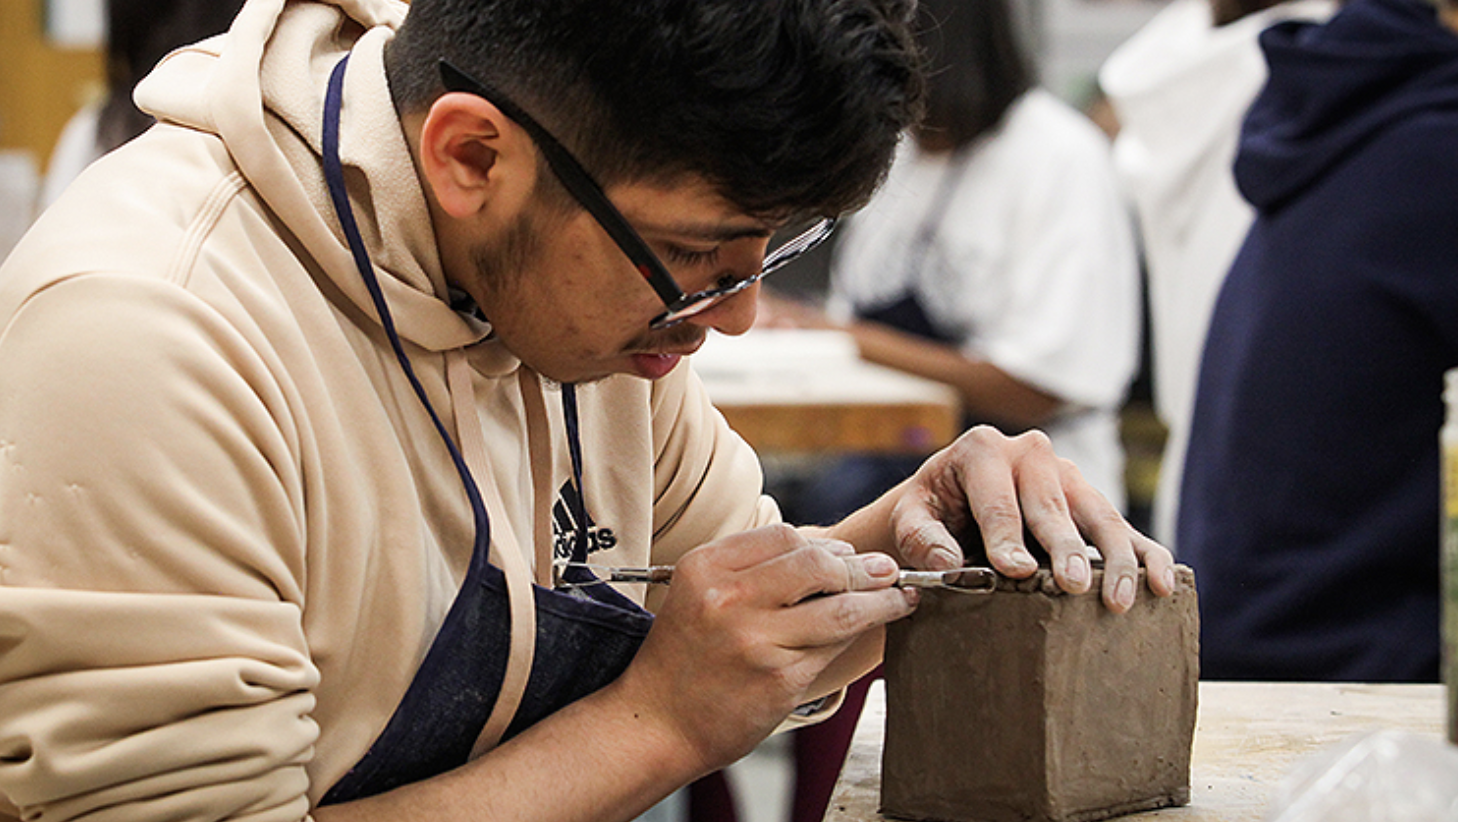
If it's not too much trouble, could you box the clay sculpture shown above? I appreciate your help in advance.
[881,566,1199,822]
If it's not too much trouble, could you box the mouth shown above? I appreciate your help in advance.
[629,352,684,379]
[627,335,706,379]
[630,329,707,359]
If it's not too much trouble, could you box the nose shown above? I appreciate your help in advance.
[687,281,760,336]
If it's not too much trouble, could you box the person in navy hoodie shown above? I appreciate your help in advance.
[1179,0,1458,682]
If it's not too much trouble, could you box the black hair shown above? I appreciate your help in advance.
[98,0,244,153]
[385,0,924,220]
[912,0,1033,152]
[1209,0,1288,26]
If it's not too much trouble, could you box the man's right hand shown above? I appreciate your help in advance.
[611,524,917,774]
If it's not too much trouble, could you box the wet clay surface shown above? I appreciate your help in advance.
[881,567,1199,822]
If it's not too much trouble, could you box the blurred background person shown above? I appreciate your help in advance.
[766,0,1140,531]
[760,0,1141,819]
[1179,0,1458,682]
[1099,0,1335,550]
[40,0,243,209]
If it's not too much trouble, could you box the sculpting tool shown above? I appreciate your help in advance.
[552,562,997,593]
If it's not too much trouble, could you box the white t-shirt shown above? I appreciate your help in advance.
[828,89,1141,508]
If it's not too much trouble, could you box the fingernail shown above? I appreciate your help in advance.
[1064,553,1089,588]
[1163,567,1177,594]
[930,548,959,570]
[864,554,898,578]
[1116,576,1136,610]
[1002,545,1037,574]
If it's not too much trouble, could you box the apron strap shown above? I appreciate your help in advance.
[561,383,590,563]
[520,370,558,583]
[447,352,538,756]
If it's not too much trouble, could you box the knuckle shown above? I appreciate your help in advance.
[1025,490,1071,521]
[699,584,729,615]
[962,424,1005,449]
[771,664,817,700]
[764,522,803,549]
[675,548,714,579]
[799,542,842,573]
[1015,428,1055,454]
[1091,508,1130,532]
[700,579,747,615]
[826,597,865,635]
[727,628,768,668]
[746,524,804,548]
[978,498,1023,531]
[898,520,942,552]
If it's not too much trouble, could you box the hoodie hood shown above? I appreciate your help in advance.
[1236,0,1458,210]
[1101,0,1333,201]
[133,0,494,354]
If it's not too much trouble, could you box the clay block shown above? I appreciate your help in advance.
[881,566,1199,822]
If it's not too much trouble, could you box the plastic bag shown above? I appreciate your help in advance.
[1265,730,1458,821]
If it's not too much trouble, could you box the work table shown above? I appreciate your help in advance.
[826,681,1446,822]
[695,329,960,455]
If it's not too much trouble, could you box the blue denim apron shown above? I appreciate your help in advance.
[317,55,654,804]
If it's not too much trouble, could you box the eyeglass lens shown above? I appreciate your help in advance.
[649,217,835,329]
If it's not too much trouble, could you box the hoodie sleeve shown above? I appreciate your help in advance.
[644,364,781,569]
[0,274,321,822]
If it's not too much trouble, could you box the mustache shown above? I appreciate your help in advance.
[627,325,707,354]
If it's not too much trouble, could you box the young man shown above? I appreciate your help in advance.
[0,1,1174,820]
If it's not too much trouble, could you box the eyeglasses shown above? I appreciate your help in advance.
[439,60,836,329]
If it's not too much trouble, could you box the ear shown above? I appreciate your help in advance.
[417,92,539,221]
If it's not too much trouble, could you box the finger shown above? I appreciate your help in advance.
[754,543,898,605]
[1099,538,1140,614]
[812,536,859,559]
[914,429,1033,576]
[695,523,809,573]
[840,552,901,593]
[780,587,920,650]
[955,429,1051,578]
[1059,461,1145,611]
[891,490,965,571]
[1133,531,1178,597]
[668,526,815,616]
[1012,454,1092,594]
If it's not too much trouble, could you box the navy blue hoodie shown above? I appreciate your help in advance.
[1178,0,1458,682]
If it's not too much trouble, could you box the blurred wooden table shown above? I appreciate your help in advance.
[826,681,1447,822]
[695,330,960,455]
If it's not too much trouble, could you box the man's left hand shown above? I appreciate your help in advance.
[854,425,1178,613]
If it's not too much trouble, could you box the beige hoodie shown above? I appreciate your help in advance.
[0,1,777,819]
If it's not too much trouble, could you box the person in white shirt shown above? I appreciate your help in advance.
[767,0,1140,526]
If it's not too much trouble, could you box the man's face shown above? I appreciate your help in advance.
[459,175,777,384]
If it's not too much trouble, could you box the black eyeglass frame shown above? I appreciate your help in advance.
[438,60,835,329]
